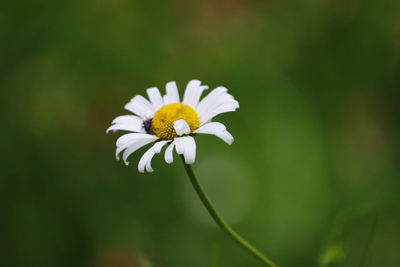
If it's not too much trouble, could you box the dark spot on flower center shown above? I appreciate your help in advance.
[143,119,152,134]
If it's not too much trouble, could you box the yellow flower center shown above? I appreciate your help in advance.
[151,103,200,140]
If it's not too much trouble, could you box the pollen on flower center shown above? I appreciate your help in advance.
[151,103,200,140]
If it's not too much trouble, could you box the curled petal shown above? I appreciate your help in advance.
[173,119,191,136]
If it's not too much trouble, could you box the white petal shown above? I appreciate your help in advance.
[146,87,164,110]
[184,136,196,164]
[116,133,156,147]
[124,95,155,119]
[196,86,228,115]
[107,115,144,133]
[163,81,180,104]
[138,141,168,173]
[122,139,155,165]
[195,122,234,145]
[174,136,196,164]
[182,79,209,108]
[164,141,175,164]
[115,133,158,162]
[200,100,239,124]
[196,86,239,124]
[138,148,155,173]
[173,119,191,136]
[119,135,157,162]
[174,137,185,155]
[145,158,154,172]
[111,115,143,125]
[107,124,143,133]
[153,140,168,153]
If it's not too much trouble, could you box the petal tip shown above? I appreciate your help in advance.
[185,158,195,164]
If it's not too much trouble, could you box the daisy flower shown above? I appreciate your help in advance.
[107,79,239,173]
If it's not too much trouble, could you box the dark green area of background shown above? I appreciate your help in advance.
[1,0,399,266]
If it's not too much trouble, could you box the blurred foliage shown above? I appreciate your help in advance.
[1,0,400,266]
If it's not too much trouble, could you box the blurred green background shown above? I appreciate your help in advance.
[1,0,400,266]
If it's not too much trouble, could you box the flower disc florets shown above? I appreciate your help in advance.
[151,103,200,140]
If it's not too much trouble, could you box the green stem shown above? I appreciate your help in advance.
[181,156,278,267]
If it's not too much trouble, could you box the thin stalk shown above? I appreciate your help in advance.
[181,156,278,267]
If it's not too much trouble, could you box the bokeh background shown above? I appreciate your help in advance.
[1,0,400,266]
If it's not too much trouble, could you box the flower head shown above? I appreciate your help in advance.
[107,80,239,172]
